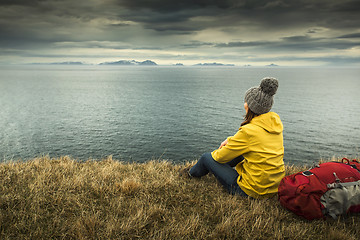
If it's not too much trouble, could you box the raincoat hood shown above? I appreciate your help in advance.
[250,112,283,134]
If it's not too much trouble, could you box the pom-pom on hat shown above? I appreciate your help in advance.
[244,77,278,115]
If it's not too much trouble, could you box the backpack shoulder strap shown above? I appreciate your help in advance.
[327,180,360,189]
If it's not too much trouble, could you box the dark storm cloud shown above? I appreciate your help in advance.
[215,35,360,51]
[180,41,214,48]
[1,0,360,40]
[338,33,360,38]
[115,0,360,31]
[117,0,236,12]
[0,0,359,65]
[279,36,359,50]
[0,0,44,6]
[0,1,132,50]
[216,41,270,48]
[117,7,217,33]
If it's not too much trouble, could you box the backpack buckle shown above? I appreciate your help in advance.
[333,172,341,183]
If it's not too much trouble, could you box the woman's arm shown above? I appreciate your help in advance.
[212,129,249,163]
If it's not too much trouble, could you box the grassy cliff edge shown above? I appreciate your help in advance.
[0,156,359,239]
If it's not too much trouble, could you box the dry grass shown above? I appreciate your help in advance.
[0,156,359,239]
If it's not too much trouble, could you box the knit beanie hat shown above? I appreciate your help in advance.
[244,77,278,115]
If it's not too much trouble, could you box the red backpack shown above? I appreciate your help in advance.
[278,158,360,220]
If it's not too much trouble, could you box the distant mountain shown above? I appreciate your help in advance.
[266,63,279,67]
[100,60,136,65]
[100,60,157,66]
[49,61,85,65]
[194,62,235,66]
[138,60,157,65]
[174,63,184,66]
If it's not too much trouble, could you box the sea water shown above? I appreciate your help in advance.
[0,65,359,165]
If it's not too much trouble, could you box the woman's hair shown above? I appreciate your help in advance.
[241,108,258,126]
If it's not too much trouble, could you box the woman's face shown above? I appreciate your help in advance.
[244,102,249,114]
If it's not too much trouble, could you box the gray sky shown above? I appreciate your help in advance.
[1,0,360,66]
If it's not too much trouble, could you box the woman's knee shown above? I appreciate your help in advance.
[199,152,214,164]
[189,152,213,177]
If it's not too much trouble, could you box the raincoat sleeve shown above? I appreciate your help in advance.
[211,128,249,163]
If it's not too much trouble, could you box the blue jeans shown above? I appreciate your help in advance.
[189,152,248,197]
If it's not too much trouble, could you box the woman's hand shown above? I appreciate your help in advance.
[219,138,229,149]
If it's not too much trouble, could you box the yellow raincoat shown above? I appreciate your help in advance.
[211,112,285,198]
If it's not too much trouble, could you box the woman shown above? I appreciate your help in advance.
[187,77,285,199]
